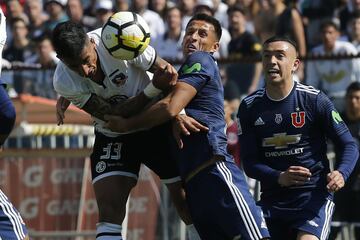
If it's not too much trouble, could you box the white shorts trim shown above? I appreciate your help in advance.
[162,176,181,185]
[92,171,138,184]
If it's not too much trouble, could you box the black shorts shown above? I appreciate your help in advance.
[90,123,180,184]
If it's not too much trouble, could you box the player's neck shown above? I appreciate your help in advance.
[266,79,294,101]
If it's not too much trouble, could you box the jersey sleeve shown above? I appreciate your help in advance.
[53,63,92,109]
[317,92,359,181]
[129,45,157,71]
[0,84,15,142]
[177,51,215,91]
[237,99,281,183]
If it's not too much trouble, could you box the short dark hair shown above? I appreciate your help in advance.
[320,19,340,32]
[186,13,222,41]
[263,35,298,54]
[227,4,247,16]
[346,82,360,95]
[351,10,360,21]
[52,21,88,59]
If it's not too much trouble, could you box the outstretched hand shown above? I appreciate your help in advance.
[152,64,178,91]
[56,96,70,125]
[278,166,312,187]
[172,114,209,148]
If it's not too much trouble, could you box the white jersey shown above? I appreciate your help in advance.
[0,8,6,77]
[53,28,156,137]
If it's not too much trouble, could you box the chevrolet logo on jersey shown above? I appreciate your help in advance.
[262,133,301,149]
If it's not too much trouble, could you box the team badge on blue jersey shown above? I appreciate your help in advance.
[275,114,283,124]
[291,111,306,128]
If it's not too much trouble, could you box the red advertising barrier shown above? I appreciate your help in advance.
[0,149,161,239]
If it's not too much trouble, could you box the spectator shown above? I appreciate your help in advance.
[149,0,175,20]
[236,0,261,34]
[255,0,306,58]
[194,0,231,59]
[338,0,360,39]
[131,0,165,42]
[3,17,36,95]
[349,11,360,50]
[66,0,96,32]
[306,20,360,112]
[25,0,48,39]
[213,0,229,29]
[43,0,69,32]
[5,0,29,44]
[114,0,130,12]
[6,0,28,23]
[94,0,113,28]
[25,34,58,98]
[152,6,184,61]
[300,0,339,49]
[330,82,360,240]
[178,0,197,30]
[227,5,262,95]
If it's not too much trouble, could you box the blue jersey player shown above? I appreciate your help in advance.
[105,14,270,240]
[0,7,29,240]
[237,36,359,240]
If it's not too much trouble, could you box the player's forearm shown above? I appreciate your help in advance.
[239,134,281,183]
[113,92,153,118]
[335,131,359,181]
[125,96,176,131]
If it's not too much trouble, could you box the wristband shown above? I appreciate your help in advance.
[143,82,162,98]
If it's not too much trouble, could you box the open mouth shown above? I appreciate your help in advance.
[267,69,280,77]
[187,44,197,52]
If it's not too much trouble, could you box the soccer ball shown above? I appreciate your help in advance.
[101,11,151,60]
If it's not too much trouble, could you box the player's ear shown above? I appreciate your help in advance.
[292,58,300,73]
[211,41,220,54]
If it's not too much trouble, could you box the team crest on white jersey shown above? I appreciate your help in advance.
[275,114,283,124]
[110,70,128,86]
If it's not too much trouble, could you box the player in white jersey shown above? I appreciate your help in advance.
[52,21,203,240]
[0,7,29,240]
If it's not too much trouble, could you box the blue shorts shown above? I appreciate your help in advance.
[185,161,270,240]
[0,190,27,240]
[90,123,180,184]
[261,197,335,240]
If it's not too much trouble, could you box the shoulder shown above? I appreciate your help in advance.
[295,82,320,96]
[179,51,216,75]
[53,62,80,94]
[241,88,266,108]
[87,28,102,45]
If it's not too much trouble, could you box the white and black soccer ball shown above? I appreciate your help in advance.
[101,11,151,60]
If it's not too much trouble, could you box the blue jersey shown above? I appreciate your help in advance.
[0,79,16,143]
[175,51,232,178]
[237,82,358,207]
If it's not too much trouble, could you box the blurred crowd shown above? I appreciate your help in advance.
[1,0,360,106]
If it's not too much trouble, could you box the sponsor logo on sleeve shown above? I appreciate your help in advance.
[181,62,202,74]
[332,110,343,124]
